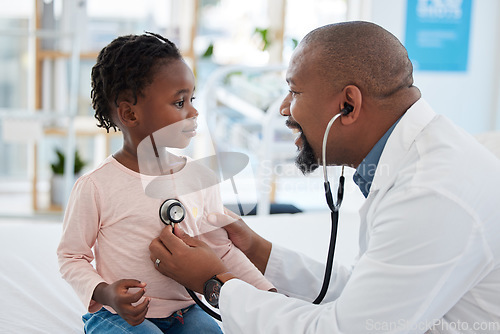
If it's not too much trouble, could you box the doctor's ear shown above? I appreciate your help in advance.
[339,85,362,125]
[116,100,139,128]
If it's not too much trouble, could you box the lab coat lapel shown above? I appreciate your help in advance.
[358,189,377,253]
[371,98,436,194]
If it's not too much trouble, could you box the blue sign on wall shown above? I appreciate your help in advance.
[405,0,473,71]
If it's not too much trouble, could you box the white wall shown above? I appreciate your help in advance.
[365,0,500,135]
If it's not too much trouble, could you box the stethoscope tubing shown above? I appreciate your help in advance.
[313,112,345,304]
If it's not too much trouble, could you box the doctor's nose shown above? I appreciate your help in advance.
[280,94,291,116]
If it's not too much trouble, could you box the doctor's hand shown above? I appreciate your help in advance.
[208,208,272,275]
[149,225,229,293]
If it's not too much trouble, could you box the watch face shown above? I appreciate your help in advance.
[204,278,222,308]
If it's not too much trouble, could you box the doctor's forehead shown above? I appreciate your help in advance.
[286,44,320,85]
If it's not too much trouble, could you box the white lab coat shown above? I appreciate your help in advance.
[219,99,500,333]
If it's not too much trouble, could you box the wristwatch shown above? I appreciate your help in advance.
[203,275,224,308]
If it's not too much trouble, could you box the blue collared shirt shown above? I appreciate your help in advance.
[353,119,400,197]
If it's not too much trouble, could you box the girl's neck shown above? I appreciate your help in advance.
[113,145,140,172]
[113,145,186,175]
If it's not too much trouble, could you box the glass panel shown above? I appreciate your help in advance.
[0,16,30,179]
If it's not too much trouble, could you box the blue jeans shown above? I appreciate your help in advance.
[82,304,223,333]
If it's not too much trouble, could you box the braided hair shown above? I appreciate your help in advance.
[91,32,182,132]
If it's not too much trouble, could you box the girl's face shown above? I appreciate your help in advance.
[134,59,198,149]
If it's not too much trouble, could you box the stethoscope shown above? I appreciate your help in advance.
[313,111,346,304]
[159,199,186,226]
[159,198,223,320]
[151,129,224,320]
[157,109,347,319]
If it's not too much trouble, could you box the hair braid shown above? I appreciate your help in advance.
[91,32,182,132]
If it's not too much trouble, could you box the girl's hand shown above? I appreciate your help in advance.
[92,279,150,326]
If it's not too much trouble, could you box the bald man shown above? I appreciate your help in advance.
[150,21,500,333]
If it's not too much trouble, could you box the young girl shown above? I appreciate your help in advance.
[57,33,274,333]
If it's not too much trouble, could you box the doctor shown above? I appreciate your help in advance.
[149,21,500,333]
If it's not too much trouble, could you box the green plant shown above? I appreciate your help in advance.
[254,27,271,51]
[202,42,214,58]
[223,70,243,85]
[51,148,86,175]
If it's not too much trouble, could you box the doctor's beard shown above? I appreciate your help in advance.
[296,132,320,175]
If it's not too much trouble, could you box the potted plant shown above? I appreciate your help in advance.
[50,148,87,207]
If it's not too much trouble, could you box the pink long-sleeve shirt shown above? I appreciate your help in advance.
[57,156,273,318]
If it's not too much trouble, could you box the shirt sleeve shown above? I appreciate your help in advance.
[56,175,107,313]
[219,187,492,333]
[200,182,275,291]
[220,241,275,291]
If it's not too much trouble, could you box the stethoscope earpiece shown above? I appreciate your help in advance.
[159,199,186,226]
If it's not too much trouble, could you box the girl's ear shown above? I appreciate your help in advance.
[339,85,362,125]
[116,101,139,128]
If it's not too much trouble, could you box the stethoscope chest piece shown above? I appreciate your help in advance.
[159,199,186,226]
